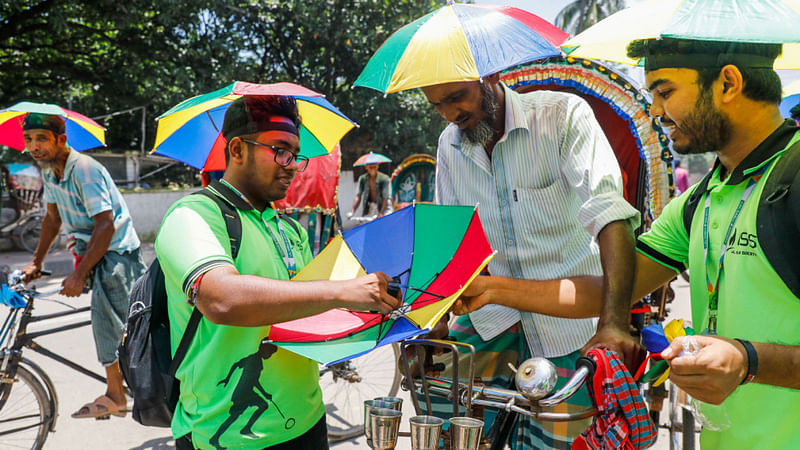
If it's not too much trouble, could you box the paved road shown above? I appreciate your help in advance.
[0,247,697,449]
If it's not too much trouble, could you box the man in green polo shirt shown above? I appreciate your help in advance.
[156,95,401,450]
[452,39,800,449]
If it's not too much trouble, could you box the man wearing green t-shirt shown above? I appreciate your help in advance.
[452,39,800,449]
[156,95,400,450]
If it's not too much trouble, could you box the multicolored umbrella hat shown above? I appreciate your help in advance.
[153,81,357,171]
[0,102,105,151]
[353,151,391,167]
[266,203,495,365]
[561,0,800,69]
[353,1,568,93]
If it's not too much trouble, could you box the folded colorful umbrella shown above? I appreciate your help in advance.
[354,2,568,93]
[780,79,800,119]
[637,319,695,386]
[153,81,357,171]
[266,203,495,365]
[572,348,657,450]
[562,0,800,70]
[353,152,391,167]
[0,102,105,151]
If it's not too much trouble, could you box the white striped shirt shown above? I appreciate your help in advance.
[435,85,640,358]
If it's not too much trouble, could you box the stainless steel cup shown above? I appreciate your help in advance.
[374,396,403,411]
[370,407,402,449]
[448,416,484,450]
[364,399,398,444]
[410,415,444,450]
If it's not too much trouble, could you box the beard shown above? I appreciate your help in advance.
[671,89,733,155]
[462,83,499,147]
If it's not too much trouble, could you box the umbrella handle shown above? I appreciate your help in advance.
[387,276,401,299]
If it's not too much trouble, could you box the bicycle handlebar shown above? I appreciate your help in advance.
[400,339,598,422]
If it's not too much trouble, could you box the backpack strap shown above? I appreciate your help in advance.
[194,189,243,259]
[757,139,800,298]
[682,170,715,238]
[167,188,244,377]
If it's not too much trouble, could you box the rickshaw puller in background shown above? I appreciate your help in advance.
[20,113,146,419]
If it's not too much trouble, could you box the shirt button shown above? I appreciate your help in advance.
[711,222,719,229]
[507,239,513,245]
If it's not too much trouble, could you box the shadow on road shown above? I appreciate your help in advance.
[129,436,175,449]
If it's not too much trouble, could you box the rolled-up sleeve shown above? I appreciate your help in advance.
[560,96,640,238]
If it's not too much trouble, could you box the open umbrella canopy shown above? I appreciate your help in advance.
[266,203,495,365]
[561,0,800,69]
[0,102,105,151]
[353,2,568,93]
[353,151,391,167]
[780,79,800,118]
[153,81,357,171]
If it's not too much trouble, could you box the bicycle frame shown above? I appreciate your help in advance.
[0,281,107,387]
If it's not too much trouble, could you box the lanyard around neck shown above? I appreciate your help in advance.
[218,180,297,278]
[701,163,770,334]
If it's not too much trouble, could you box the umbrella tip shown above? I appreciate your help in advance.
[474,202,480,211]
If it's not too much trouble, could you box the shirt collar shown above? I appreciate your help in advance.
[720,119,799,185]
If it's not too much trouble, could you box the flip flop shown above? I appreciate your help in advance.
[71,395,127,419]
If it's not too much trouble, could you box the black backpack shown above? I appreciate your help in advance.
[117,188,242,427]
[682,138,800,298]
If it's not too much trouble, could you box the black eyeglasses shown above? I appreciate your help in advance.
[241,139,309,172]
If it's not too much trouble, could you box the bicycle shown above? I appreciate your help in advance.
[0,269,109,449]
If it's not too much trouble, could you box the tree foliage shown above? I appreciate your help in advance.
[554,0,626,36]
[0,0,446,167]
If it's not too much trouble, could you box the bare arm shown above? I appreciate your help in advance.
[22,203,62,281]
[378,197,389,217]
[663,336,800,404]
[60,210,115,296]
[582,220,643,368]
[453,251,677,317]
[195,266,401,327]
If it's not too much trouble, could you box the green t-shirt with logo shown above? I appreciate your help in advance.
[155,182,323,449]
[637,126,800,450]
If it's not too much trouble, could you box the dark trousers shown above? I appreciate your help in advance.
[176,415,329,450]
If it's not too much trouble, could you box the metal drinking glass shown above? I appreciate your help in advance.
[374,396,403,411]
[448,416,484,450]
[410,415,444,450]
[364,399,397,445]
[370,407,403,449]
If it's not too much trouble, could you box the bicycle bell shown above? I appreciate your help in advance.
[513,357,558,401]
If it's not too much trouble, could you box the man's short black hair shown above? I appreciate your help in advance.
[221,96,301,163]
[627,38,783,104]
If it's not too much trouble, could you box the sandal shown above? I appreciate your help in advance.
[71,395,127,419]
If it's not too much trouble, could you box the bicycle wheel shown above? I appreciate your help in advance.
[11,218,41,254]
[0,365,53,449]
[322,343,401,441]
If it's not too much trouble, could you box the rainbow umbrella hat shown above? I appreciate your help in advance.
[353,152,391,167]
[0,102,105,151]
[266,203,495,365]
[153,81,357,171]
[353,2,568,94]
[561,0,800,70]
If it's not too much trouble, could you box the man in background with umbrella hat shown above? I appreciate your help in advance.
[20,112,147,419]
[155,95,401,449]
[348,154,391,218]
[423,69,642,447]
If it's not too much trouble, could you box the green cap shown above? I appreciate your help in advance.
[22,113,66,135]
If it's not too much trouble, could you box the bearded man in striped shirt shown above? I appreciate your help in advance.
[421,73,642,449]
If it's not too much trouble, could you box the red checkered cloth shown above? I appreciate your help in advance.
[572,348,657,450]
